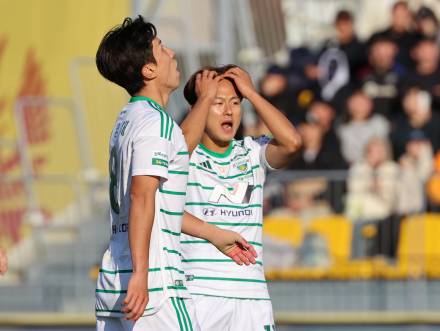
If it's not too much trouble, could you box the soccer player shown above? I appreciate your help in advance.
[94,17,256,330]
[181,65,302,330]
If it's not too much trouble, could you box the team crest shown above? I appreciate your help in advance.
[236,162,248,172]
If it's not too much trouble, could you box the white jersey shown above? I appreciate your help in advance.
[96,96,191,318]
[181,136,273,300]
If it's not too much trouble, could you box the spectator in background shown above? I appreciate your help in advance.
[307,100,340,145]
[321,9,367,84]
[259,48,319,126]
[415,6,439,41]
[0,248,7,275]
[390,87,440,159]
[396,130,433,215]
[404,38,440,109]
[362,36,402,119]
[338,90,390,164]
[289,119,346,170]
[369,1,419,71]
[427,151,440,210]
[346,137,399,258]
[269,178,332,224]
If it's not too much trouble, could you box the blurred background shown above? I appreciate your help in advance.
[2,0,440,330]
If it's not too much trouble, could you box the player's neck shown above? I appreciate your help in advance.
[200,135,232,156]
[135,84,171,111]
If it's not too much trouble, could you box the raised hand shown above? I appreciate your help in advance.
[222,66,256,99]
[211,228,257,265]
[122,271,148,321]
[195,70,222,101]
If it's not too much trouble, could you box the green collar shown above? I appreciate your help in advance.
[129,96,164,111]
[198,141,234,158]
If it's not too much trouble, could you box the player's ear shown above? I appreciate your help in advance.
[142,62,157,80]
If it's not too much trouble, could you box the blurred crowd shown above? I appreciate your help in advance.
[256,1,440,260]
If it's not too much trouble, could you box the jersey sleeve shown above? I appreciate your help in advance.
[131,134,172,179]
[251,135,277,171]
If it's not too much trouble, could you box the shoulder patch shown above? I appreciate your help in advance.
[253,135,272,146]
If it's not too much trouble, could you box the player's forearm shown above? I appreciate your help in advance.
[128,194,155,274]
[180,96,213,153]
[181,211,220,242]
[248,90,302,152]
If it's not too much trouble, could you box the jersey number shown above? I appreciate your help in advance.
[109,146,120,214]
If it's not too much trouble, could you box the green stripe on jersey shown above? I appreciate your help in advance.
[162,228,181,236]
[207,221,262,227]
[168,120,174,140]
[180,239,262,246]
[177,151,190,155]
[163,247,182,256]
[99,266,184,274]
[180,239,209,244]
[176,298,190,331]
[160,208,183,216]
[181,299,194,331]
[169,170,189,175]
[190,292,271,301]
[192,275,266,283]
[164,113,170,140]
[95,307,155,313]
[182,258,263,266]
[96,285,186,294]
[96,287,163,294]
[188,163,259,179]
[159,188,186,196]
[187,182,263,191]
[194,150,231,165]
[171,298,184,331]
[185,202,262,209]
[158,110,165,138]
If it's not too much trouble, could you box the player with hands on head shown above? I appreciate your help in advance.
[181,64,302,331]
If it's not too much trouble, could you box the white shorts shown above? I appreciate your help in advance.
[192,294,275,331]
[96,297,200,331]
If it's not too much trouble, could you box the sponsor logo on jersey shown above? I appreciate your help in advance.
[152,158,168,167]
[203,207,216,216]
[154,151,168,160]
[202,207,253,217]
[174,279,184,287]
[199,160,212,170]
[209,182,249,203]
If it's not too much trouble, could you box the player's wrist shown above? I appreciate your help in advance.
[203,222,222,244]
[197,93,215,104]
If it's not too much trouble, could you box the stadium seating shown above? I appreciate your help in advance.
[264,213,440,281]
[263,216,303,246]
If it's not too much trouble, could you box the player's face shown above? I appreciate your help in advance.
[151,37,180,91]
[205,79,242,145]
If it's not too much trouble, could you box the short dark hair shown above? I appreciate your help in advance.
[392,1,408,12]
[96,16,157,96]
[183,65,243,106]
[335,10,353,23]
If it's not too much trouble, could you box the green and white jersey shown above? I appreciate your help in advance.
[96,96,191,318]
[181,136,273,300]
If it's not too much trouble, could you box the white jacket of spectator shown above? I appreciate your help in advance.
[396,143,434,215]
[338,114,390,164]
[346,160,399,221]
